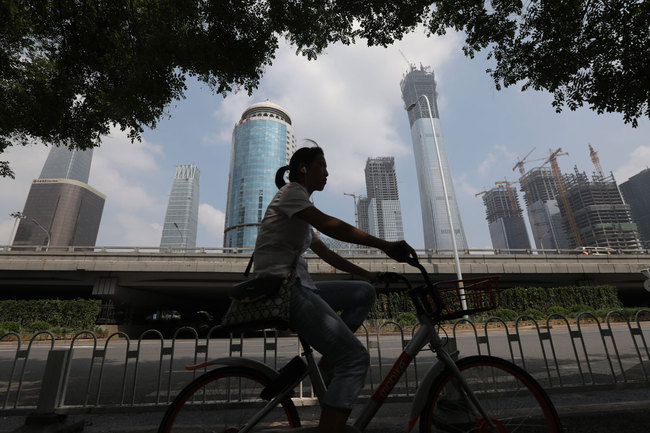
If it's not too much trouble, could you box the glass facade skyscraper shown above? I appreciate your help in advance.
[400,65,468,252]
[160,164,200,249]
[39,146,93,183]
[13,146,103,248]
[620,168,650,248]
[363,157,404,242]
[223,101,297,250]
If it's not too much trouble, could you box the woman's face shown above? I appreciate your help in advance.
[304,154,328,193]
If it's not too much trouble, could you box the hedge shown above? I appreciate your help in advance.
[370,285,621,320]
[0,299,101,331]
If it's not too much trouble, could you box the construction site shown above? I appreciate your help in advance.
[477,182,531,252]
[480,145,643,252]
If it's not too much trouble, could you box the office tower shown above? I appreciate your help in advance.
[400,65,468,252]
[478,185,531,252]
[160,164,200,250]
[13,146,104,248]
[13,179,105,248]
[356,197,370,233]
[620,168,650,248]
[39,146,93,183]
[561,170,641,250]
[224,101,297,250]
[364,157,404,241]
[519,167,569,250]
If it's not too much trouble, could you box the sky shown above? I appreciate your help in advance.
[1,29,649,250]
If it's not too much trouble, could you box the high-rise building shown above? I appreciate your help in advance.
[13,146,104,248]
[39,146,93,183]
[400,65,468,252]
[363,157,404,241]
[356,197,370,233]
[223,101,297,250]
[479,185,531,252]
[620,168,650,248]
[519,167,569,250]
[561,170,641,250]
[160,164,200,250]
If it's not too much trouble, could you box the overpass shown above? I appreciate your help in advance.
[2,246,649,331]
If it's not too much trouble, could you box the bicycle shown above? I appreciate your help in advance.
[158,263,562,432]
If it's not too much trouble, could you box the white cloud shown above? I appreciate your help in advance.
[614,145,650,183]
[477,152,497,176]
[107,213,163,246]
[198,203,225,246]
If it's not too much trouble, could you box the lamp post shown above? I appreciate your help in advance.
[407,95,467,311]
[10,211,51,251]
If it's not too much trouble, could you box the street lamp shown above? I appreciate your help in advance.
[10,211,51,250]
[406,95,467,311]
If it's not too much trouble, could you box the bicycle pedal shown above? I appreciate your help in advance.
[260,355,308,400]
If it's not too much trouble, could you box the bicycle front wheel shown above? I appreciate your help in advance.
[420,355,561,433]
[159,365,301,433]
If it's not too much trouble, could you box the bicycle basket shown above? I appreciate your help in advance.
[429,277,500,320]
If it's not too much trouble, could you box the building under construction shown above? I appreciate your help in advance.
[518,167,570,250]
[479,184,531,252]
[560,169,641,250]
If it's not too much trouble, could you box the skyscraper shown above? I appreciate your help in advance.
[519,167,569,250]
[479,185,531,252]
[13,146,104,248]
[364,157,404,241]
[620,168,650,248]
[400,65,468,252]
[39,146,93,183]
[160,164,200,250]
[223,101,297,250]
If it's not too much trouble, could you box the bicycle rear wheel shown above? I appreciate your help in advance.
[420,355,561,433]
[159,365,301,433]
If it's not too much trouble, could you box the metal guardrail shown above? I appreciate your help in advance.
[2,311,650,414]
[1,245,649,255]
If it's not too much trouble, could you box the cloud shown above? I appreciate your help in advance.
[106,213,163,246]
[477,152,497,176]
[614,145,650,183]
[198,203,225,246]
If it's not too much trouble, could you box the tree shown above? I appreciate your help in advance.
[2,0,648,178]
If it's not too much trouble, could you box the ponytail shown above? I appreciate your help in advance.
[275,165,290,189]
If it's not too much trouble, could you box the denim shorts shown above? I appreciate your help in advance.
[289,280,376,410]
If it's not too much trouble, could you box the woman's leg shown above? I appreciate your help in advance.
[290,284,370,430]
[314,280,376,331]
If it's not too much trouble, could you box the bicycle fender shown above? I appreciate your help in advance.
[407,350,459,432]
[185,356,280,380]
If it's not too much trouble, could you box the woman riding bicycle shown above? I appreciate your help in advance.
[253,143,417,433]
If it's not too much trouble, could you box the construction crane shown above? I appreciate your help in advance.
[512,147,547,248]
[544,148,582,247]
[588,143,605,179]
[398,49,415,70]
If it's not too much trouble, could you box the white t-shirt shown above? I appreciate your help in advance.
[254,182,318,290]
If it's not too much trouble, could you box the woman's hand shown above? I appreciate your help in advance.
[383,240,419,265]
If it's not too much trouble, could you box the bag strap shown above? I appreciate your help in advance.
[243,251,300,277]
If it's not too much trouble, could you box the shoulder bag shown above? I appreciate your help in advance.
[220,253,297,328]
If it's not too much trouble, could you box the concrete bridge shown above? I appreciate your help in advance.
[1,246,649,332]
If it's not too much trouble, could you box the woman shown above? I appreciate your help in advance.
[254,144,417,433]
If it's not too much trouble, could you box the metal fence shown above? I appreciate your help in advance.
[2,310,650,415]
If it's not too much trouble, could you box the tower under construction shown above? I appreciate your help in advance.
[478,183,531,252]
[518,167,570,250]
[560,169,641,250]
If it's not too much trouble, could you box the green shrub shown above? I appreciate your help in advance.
[569,304,595,316]
[0,299,101,330]
[546,306,568,317]
[396,312,418,327]
[522,308,545,320]
[25,321,51,333]
[0,321,21,333]
[493,308,518,321]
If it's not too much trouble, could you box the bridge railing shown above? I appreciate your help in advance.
[1,245,648,255]
[2,310,650,414]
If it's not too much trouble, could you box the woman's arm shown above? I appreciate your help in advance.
[310,238,377,281]
[296,206,418,264]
